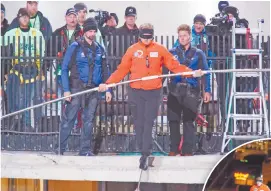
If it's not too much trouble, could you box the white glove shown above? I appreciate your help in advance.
[193,69,204,77]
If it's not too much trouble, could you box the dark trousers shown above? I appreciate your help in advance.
[129,88,161,156]
[167,93,197,154]
[59,88,99,154]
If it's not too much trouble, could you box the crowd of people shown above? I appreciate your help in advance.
[0,1,266,170]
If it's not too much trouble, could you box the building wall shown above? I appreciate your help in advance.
[1,179,98,191]
[2,1,270,37]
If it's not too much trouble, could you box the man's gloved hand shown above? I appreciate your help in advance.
[98,83,108,92]
[204,92,211,103]
[193,69,204,77]
[64,91,71,102]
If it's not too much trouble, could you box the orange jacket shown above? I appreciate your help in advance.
[250,184,270,191]
[106,41,192,90]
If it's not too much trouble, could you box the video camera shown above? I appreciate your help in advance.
[205,6,248,35]
[206,14,231,35]
[89,9,111,26]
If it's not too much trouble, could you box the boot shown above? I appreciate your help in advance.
[139,155,149,171]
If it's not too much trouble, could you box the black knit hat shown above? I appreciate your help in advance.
[218,1,229,12]
[1,3,5,14]
[223,6,239,18]
[74,2,87,12]
[194,14,206,25]
[83,17,98,33]
[110,13,119,25]
[17,8,30,18]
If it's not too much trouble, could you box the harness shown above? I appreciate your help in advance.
[10,28,43,84]
[68,40,97,89]
[173,46,197,84]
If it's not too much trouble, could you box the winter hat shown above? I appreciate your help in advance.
[1,3,5,14]
[83,17,97,33]
[194,14,206,25]
[223,6,239,18]
[110,13,119,25]
[17,8,30,18]
[74,3,87,12]
[218,1,229,12]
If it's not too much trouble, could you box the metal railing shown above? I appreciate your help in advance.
[0,34,270,154]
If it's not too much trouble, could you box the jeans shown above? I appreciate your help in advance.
[59,88,99,154]
[6,73,43,127]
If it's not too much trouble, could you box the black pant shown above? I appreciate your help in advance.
[167,93,197,154]
[129,88,161,156]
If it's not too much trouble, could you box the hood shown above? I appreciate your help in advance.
[192,25,206,36]
[2,18,8,26]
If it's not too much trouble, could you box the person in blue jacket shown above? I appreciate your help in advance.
[56,18,112,156]
[167,24,211,156]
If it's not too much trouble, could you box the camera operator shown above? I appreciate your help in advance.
[74,3,105,48]
[100,13,118,44]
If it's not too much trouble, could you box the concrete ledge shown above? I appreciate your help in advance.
[1,152,222,184]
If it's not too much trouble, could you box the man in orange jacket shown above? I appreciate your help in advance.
[98,23,204,170]
[250,177,270,191]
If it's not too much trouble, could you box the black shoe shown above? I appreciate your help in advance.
[78,151,95,156]
[139,155,149,171]
[53,145,64,155]
[54,148,64,155]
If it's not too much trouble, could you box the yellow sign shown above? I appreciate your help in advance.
[234,172,255,186]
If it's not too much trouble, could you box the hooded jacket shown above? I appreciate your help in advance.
[1,18,9,36]
[8,11,52,41]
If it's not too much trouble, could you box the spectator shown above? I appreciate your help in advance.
[110,6,139,55]
[108,6,139,101]
[47,8,82,88]
[2,8,45,131]
[74,2,105,48]
[167,24,210,157]
[56,18,112,156]
[191,14,218,154]
[98,23,203,170]
[8,1,52,41]
[1,3,9,36]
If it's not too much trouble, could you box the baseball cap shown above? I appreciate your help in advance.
[125,6,137,17]
[17,8,30,18]
[27,1,38,4]
[66,8,77,16]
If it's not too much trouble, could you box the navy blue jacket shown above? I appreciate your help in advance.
[61,39,110,92]
[169,45,211,93]
[8,11,52,41]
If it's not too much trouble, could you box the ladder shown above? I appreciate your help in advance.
[220,18,269,153]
